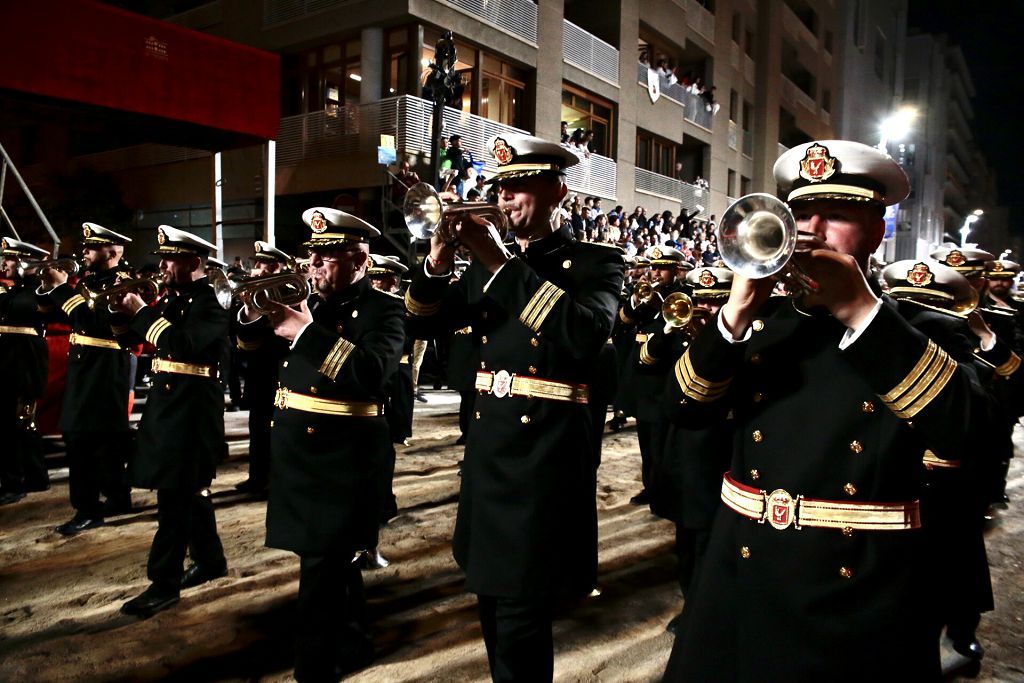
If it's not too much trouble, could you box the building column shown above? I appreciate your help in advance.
[752,0,782,191]
[361,26,384,104]
[617,0,640,210]
[534,0,565,140]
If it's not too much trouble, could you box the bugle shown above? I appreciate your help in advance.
[404,182,509,243]
[19,258,80,276]
[233,272,311,315]
[662,291,712,336]
[717,193,818,295]
[81,274,162,311]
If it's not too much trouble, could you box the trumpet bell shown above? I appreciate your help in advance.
[404,182,445,240]
[662,291,694,328]
[718,193,798,280]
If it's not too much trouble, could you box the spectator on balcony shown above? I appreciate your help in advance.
[702,86,720,115]
[391,160,421,205]
[446,135,475,197]
[673,162,686,181]
[560,121,570,145]
[608,205,623,222]
[591,197,604,219]
[656,57,677,84]
[689,76,704,96]
[639,51,651,68]
[693,176,710,190]
[582,129,596,156]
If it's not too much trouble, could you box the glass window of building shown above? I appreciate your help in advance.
[282,38,362,116]
[636,129,680,177]
[386,27,411,96]
[561,84,615,157]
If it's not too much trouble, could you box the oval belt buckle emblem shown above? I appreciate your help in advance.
[765,489,798,530]
[491,369,513,398]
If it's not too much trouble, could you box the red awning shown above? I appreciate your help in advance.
[0,0,280,145]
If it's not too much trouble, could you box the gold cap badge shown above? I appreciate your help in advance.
[492,138,514,166]
[82,226,92,238]
[905,262,934,287]
[798,143,837,183]
[945,250,966,267]
[698,269,717,287]
[309,211,327,234]
[157,228,166,245]
[651,247,663,259]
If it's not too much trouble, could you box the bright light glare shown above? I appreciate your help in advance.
[880,106,918,144]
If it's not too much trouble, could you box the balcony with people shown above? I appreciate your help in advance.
[636,36,716,132]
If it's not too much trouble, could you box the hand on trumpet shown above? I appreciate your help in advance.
[109,292,147,316]
[262,298,313,343]
[789,238,879,329]
[449,213,511,275]
[40,265,69,289]
[966,310,996,348]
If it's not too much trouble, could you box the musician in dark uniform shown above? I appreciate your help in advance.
[369,254,413,449]
[606,255,648,433]
[235,241,293,495]
[648,266,731,633]
[0,238,52,505]
[405,133,623,681]
[41,223,135,534]
[622,245,691,504]
[112,226,229,618]
[237,208,404,680]
[662,141,998,681]
[880,258,1003,665]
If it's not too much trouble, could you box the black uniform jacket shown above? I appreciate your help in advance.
[663,295,998,682]
[628,281,688,423]
[241,277,404,556]
[126,278,229,490]
[44,269,133,432]
[0,276,49,399]
[405,226,623,599]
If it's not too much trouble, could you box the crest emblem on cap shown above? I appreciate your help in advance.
[945,250,966,267]
[906,263,934,287]
[157,228,166,245]
[651,247,663,259]
[255,242,263,252]
[492,138,514,166]
[82,226,92,239]
[992,261,1005,272]
[698,269,717,287]
[309,211,327,234]
[798,143,837,183]
[0,239,7,250]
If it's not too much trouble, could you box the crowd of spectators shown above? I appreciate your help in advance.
[558,195,721,267]
[639,52,720,115]
[560,122,597,158]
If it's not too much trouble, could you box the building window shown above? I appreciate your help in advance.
[282,38,362,116]
[822,89,831,114]
[742,100,753,131]
[729,89,739,122]
[728,169,737,196]
[741,175,752,195]
[731,12,741,43]
[744,30,755,57]
[824,30,834,55]
[562,84,615,157]
[873,29,887,80]
[386,27,411,96]
[636,129,680,177]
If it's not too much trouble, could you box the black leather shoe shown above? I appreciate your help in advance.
[414,392,428,403]
[952,638,985,660]
[0,491,26,506]
[455,434,467,445]
[121,585,180,617]
[234,479,268,495]
[666,612,684,635]
[55,516,105,536]
[629,490,650,505]
[607,416,625,433]
[181,563,228,589]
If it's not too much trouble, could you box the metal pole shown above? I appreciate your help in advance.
[264,141,276,244]
[0,141,59,253]
[1,206,20,239]
[212,152,224,260]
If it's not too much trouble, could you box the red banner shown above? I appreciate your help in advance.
[0,0,280,143]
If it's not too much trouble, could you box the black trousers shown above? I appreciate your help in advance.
[635,419,668,493]
[675,525,711,598]
[458,390,476,438]
[147,488,226,593]
[477,594,553,682]
[247,406,273,485]
[294,551,371,683]
[65,431,131,518]
[0,400,48,494]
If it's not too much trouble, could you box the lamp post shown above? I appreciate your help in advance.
[959,209,984,247]
[423,31,463,188]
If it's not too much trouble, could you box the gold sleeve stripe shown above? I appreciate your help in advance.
[61,294,87,315]
[639,340,657,365]
[111,324,130,335]
[520,281,565,332]
[880,340,958,419]
[619,307,635,324]
[320,338,356,381]
[237,337,263,351]
[674,349,730,402]
[996,352,1022,377]
[404,289,441,317]
[145,317,172,346]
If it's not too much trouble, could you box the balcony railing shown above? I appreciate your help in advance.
[563,20,619,85]
[742,129,753,157]
[782,3,817,49]
[446,0,538,44]
[277,95,618,198]
[636,62,714,131]
[743,55,755,83]
[685,0,715,43]
[728,120,739,151]
[634,168,710,218]
[263,0,359,26]
[781,76,816,113]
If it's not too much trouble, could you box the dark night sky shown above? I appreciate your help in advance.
[907,1,1024,236]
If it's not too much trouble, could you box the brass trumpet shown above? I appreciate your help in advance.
[19,257,80,276]
[717,193,818,295]
[634,278,662,305]
[81,274,162,311]
[404,182,509,243]
[662,291,712,336]
[233,272,311,315]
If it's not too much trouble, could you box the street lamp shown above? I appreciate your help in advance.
[960,208,984,246]
[878,106,918,151]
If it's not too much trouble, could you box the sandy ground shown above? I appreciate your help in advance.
[1,391,1022,682]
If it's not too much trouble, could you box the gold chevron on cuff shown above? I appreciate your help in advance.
[404,289,442,317]
[996,352,1022,378]
[61,294,87,316]
[320,338,356,380]
[145,317,172,346]
[520,281,565,333]
[674,349,730,402]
